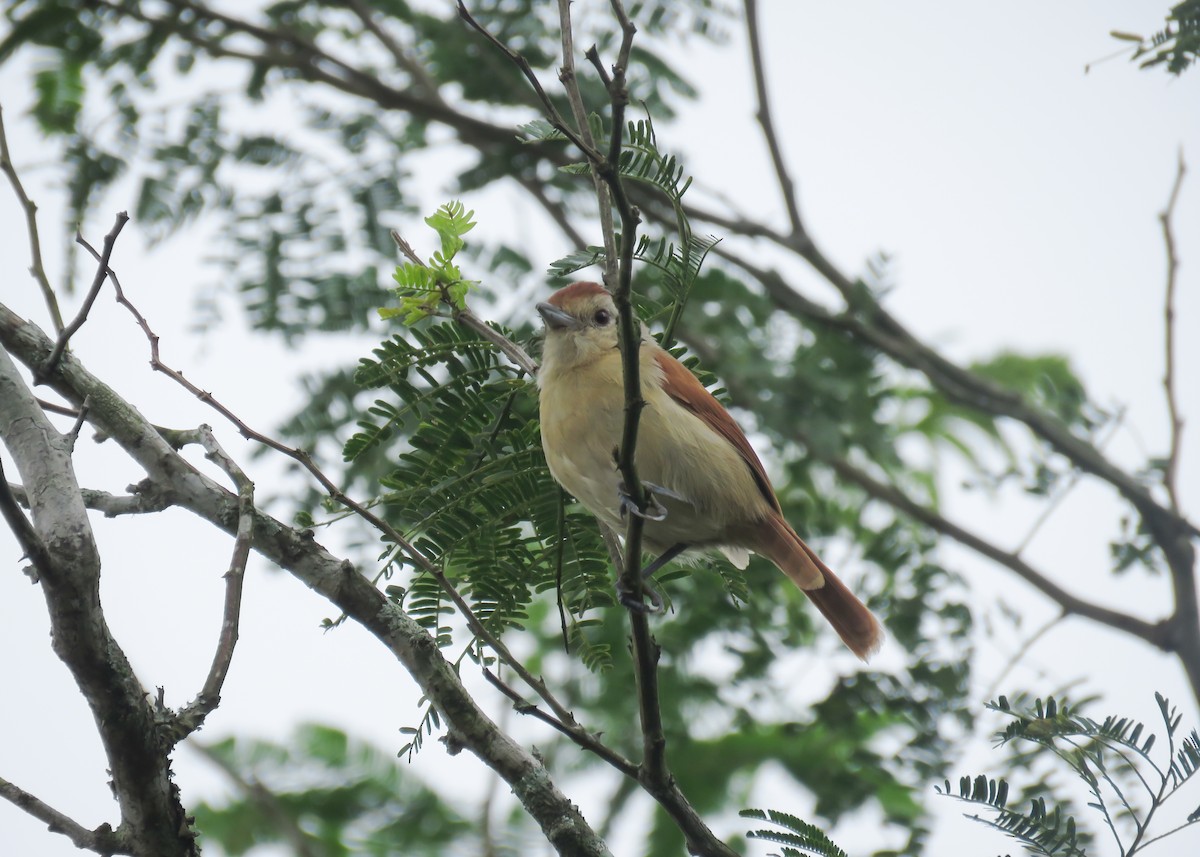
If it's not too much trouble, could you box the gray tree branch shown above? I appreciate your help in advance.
[0,300,613,857]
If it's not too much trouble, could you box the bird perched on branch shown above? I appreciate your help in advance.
[536,281,882,660]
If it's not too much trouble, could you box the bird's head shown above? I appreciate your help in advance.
[536,281,622,375]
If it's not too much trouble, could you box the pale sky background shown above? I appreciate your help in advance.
[2,2,1199,855]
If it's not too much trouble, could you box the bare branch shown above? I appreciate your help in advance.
[0,104,64,333]
[0,327,198,855]
[173,427,254,740]
[0,775,127,855]
[814,439,1170,646]
[38,213,129,383]
[1160,150,1187,512]
[743,0,806,240]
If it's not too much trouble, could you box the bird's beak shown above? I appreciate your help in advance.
[536,302,578,331]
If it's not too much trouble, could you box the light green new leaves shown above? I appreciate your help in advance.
[381,201,478,325]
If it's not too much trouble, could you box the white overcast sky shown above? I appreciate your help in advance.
[2,2,1199,855]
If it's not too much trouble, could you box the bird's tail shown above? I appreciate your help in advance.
[754,515,883,661]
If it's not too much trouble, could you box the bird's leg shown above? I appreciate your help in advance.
[617,480,686,522]
[641,542,688,578]
[616,577,664,613]
[614,542,687,614]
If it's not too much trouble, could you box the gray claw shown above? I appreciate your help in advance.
[617,481,679,522]
[616,578,663,613]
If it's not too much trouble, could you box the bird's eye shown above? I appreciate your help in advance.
[593,309,611,326]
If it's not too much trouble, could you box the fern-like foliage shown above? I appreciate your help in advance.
[351,204,621,687]
[348,322,613,658]
[939,693,1200,856]
[740,808,849,857]
[1114,0,1200,76]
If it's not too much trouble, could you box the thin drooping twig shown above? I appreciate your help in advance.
[983,610,1067,703]
[1160,150,1186,513]
[481,668,640,778]
[743,0,806,241]
[0,775,126,855]
[172,426,254,740]
[0,104,65,334]
[38,212,130,382]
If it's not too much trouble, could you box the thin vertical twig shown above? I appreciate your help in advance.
[1160,151,1186,512]
[172,427,255,739]
[744,0,807,241]
[0,105,65,333]
[556,0,617,270]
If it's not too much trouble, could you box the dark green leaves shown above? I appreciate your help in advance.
[943,693,1200,855]
[741,808,849,857]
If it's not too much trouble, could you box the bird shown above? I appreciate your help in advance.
[535,281,882,660]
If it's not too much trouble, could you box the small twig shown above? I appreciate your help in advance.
[64,395,92,452]
[1160,150,1186,512]
[556,0,617,281]
[38,213,130,382]
[6,481,173,518]
[983,610,1066,702]
[0,774,126,854]
[389,228,424,266]
[0,104,65,333]
[173,427,254,740]
[743,0,806,241]
[35,397,81,418]
[457,1,605,165]
[584,46,612,89]
[1014,407,1126,556]
[482,668,639,778]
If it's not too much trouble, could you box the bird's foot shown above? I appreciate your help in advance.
[617,481,684,522]
[616,577,664,613]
